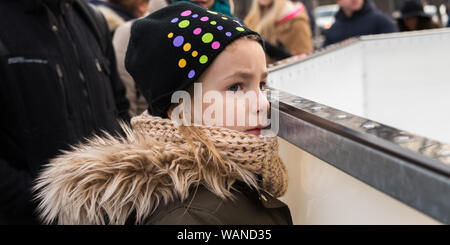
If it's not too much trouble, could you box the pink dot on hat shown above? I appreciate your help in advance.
[211,41,220,50]
[193,28,202,35]
[181,10,192,16]
[200,16,209,21]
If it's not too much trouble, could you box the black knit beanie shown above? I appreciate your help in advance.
[125,2,263,118]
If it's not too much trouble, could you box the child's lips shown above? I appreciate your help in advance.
[246,128,262,136]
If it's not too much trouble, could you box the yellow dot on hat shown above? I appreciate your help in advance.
[178,20,190,28]
[199,55,208,64]
[168,32,174,38]
[183,43,191,52]
[207,10,218,15]
[202,33,214,43]
[222,16,228,20]
[192,50,198,57]
[178,58,187,68]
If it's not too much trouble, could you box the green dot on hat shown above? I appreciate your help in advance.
[202,33,214,43]
[199,55,208,64]
[178,20,190,28]
[236,27,245,32]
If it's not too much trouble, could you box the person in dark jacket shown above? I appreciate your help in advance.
[33,2,292,225]
[396,1,442,32]
[323,0,397,47]
[0,0,130,224]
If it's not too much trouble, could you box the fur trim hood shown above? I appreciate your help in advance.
[33,112,288,224]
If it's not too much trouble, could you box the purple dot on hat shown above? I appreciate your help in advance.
[217,25,223,31]
[188,70,195,79]
[226,32,232,37]
[200,16,209,21]
[173,36,184,47]
[192,14,198,18]
[171,17,179,23]
[193,27,202,35]
[181,10,192,16]
[211,41,220,50]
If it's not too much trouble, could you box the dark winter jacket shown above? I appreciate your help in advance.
[147,183,292,225]
[0,0,130,224]
[323,0,397,46]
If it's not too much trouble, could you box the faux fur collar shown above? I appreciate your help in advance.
[33,112,288,224]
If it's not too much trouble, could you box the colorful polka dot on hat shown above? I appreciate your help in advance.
[125,1,263,117]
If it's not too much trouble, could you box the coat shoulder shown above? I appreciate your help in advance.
[146,183,292,225]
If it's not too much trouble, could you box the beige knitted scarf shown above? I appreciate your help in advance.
[33,112,288,225]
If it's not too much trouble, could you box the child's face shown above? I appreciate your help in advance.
[193,38,270,136]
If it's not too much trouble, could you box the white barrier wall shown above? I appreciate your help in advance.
[278,138,441,225]
[269,29,450,144]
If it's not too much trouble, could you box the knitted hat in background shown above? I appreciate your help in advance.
[125,2,263,117]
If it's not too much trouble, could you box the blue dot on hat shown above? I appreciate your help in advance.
[188,70,195,79]
[173,36,184,47]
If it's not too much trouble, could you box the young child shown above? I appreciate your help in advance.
[33,2,291,225]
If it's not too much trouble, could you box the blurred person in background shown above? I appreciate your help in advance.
[245,0,313,64]
[290,0,316,38]
[113,0,170,117]
[90,0,150,33]
[396,0,442,32]
[0,0,129,224]
[323,0,397,47]
[172,0,235,17]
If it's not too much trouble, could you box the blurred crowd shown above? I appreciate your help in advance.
[0,0,448,224]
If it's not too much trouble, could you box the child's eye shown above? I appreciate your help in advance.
[260,82,267,91]
[227,83,242,92]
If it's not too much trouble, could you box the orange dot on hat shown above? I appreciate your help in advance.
[183,43,191,51]
[192,50,198,57]
[168,32,174,38]
[178,58,187,68]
